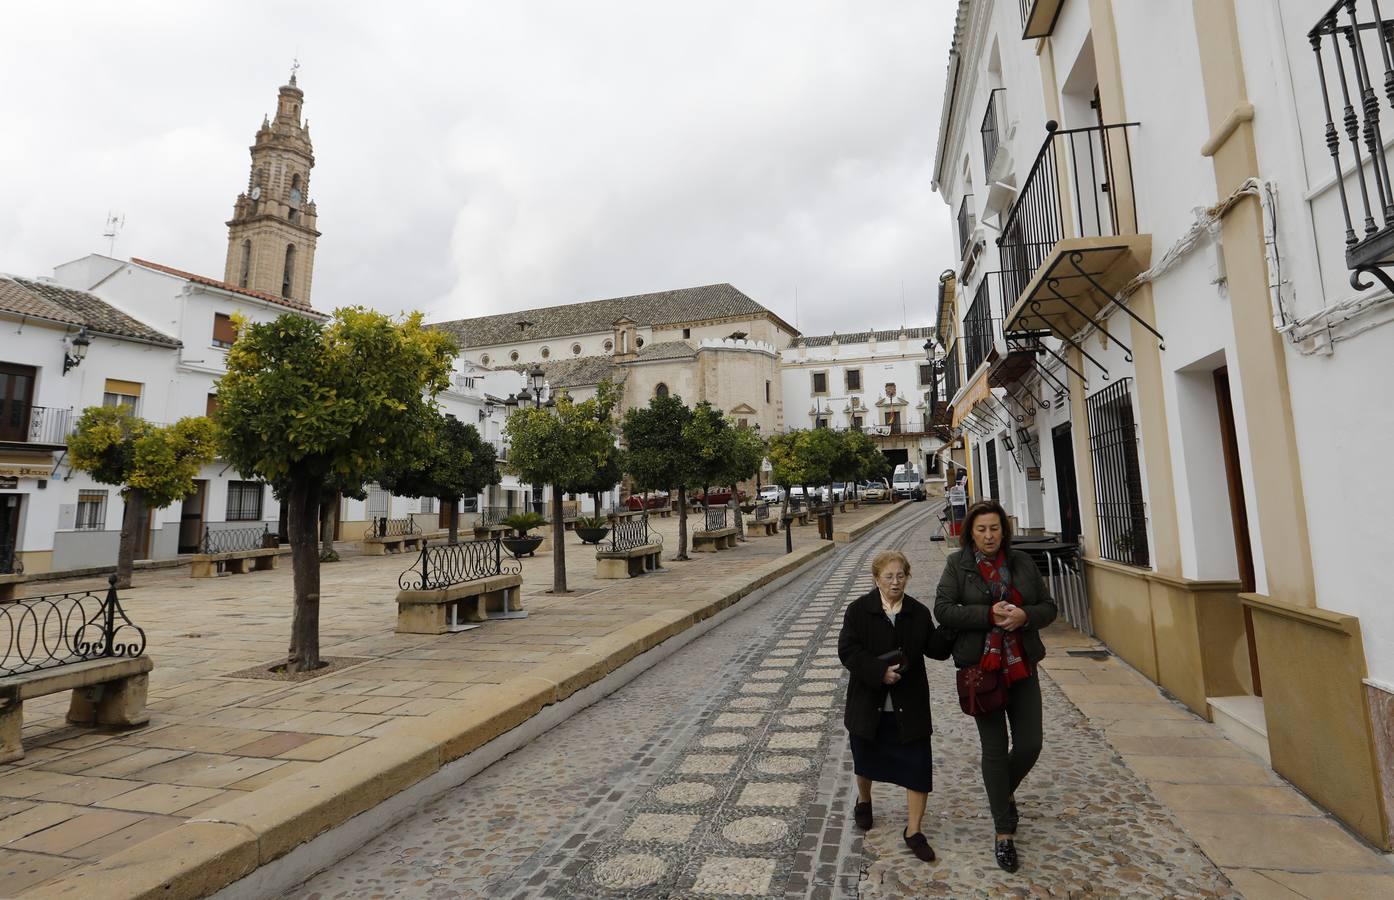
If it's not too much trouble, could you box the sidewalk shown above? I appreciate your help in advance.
[0,501,909,896]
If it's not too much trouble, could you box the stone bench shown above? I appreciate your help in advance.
[0,574,34,603]
[746,517,780,537]
[395,573,526,634]
[190,548,278,578]
[1,656,154,763]
[692,527,739,552]
[594,543,664,579]
[363,529,447,556]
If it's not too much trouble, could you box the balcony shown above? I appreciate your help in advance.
[957,195,976,259]
[981,89,1007,181]
[963,278,1001,379]
[1019,0,1064,40]
[0,403,72,449]
[1310,1,1394,292]
[997,121,1153,369]
[944,343,962,407]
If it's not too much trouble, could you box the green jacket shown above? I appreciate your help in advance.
[934,546,1058,668]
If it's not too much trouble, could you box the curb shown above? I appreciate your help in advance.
[24,507,913,899]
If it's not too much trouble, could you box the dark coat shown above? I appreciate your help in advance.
[934,546,1059,668]
[838,589,954,743]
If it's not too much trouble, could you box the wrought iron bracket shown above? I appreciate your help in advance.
[1067,251,1166,351]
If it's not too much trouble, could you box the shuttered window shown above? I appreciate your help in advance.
[102,379,141,413]
[212,314,238,349]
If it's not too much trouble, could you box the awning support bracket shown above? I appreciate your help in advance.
[1068,251,1166,350]
[1046,278,1135,363]
[1031,313,1107,382]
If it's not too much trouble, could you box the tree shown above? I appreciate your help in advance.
[378,413,499,544]
[216,308,454,671]
[69,406,217,589]
[795,428,839,498]
[723,424,766,497]
[504,389,616,594]
[683,401,729,509]
[622,394,695,559]
[767,430,806,517]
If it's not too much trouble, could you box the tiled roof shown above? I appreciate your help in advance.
[130,258,324,316]
[794,326,934,348]
[433,283,792,347]
[633,340,698,362]
[0,277,181,347]
[501,354,625,389]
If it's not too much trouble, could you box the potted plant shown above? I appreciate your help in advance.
[501,512,547,557]
[574,514,611,545]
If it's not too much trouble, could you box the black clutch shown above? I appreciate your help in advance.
[877,649,906,669]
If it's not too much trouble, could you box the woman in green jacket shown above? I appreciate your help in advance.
[934,500,1058,873]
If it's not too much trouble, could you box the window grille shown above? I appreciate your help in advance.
[845,369,861,391]
[812,372,827,394]
[986,440,1000,500]
[226,481,264,522]
[76,490,107,530]
[1086,378,1149,567]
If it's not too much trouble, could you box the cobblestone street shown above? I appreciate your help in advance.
[291,504,1242,899]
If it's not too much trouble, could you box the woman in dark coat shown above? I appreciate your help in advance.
[839,549,954,862]
[935,501,1058,873]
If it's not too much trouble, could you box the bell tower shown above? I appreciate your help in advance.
[224,67,320,304]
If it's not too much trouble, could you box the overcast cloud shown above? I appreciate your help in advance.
[1,1,953,337]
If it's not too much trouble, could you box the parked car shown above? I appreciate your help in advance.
[693,487,747,506]
[757,485,785,504]
[625,492,669,511]
[862,479,891,502]
[892,466,926,501]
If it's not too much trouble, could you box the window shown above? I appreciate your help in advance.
[481,354,491,366]
[282,244,296,298]
[815,416,829,429]
[541,346,550,359]
[509,350,519,362]
[461,496,479,513]
[636,336,645,348]
[845,368,862,391]
[765,380,771,403]
[572,343,582,356]
[289,173,303,206]
[206,393,220,417]
[1087,378,1150,567]
[226,481,263,521]
[852,415,864,429]
[212,313,238,349]
[102,379,142,413]
[76,490,107,530]
[239,240,251,288]
[418,497,436,514]
[919,363,934,386]
[655,383,669,398]
[737,417,749,428]
[682,328,691,339]
[811,372,828,394]
[604,339,614,352]
[985,440,1000,500]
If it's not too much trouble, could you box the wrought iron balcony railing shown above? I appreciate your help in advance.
[945,343,963,404]
[0,403,72,445]
[981,89,1006,180]
[997,120,1140,312]
[957,194,976,259]
[1310,0,1394,291]
[0,576,146,677]
[964,277,1002,377]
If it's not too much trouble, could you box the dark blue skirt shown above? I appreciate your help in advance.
[850,711,933,793]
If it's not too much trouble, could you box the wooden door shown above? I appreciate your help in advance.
[1052,423,1081,543]
[1214,367,1261,695]
[178,480,207,553]
[0,363,36,443]
[0,493,20,572]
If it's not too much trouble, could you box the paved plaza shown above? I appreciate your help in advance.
[287,506,1394,899]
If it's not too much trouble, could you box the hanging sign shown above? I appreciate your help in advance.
[0,465,52,479]
[1026,467,1042,481]
[0,476,17,489]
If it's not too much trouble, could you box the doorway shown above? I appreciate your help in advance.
[1214,366,1261,695]
[178,480,207,554]
[1052,423,1081,543]
[0,363,36,443]
[0,493,20,572]
[985,439,1000,500]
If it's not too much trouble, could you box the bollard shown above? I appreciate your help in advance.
[782,516,793,554]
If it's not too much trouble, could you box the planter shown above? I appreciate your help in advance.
[575,527,610,545]
[501,535,544,558]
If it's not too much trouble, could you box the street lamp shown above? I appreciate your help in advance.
[63,327,91,375]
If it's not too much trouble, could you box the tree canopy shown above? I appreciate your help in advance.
[377,412,499,542]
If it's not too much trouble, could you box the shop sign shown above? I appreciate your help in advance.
[0,476,16,489]
[1026,467,1042,481]
[0,465,53,479]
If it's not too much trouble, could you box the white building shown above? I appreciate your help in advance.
[934,0,1394,847]
[779,326,947,476]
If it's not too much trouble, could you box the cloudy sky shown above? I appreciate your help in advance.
[2,1,954,337]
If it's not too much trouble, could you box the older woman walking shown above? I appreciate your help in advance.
[935,500,1058,873]
[839,549,953,862]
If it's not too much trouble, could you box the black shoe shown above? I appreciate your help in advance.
[994,838,1018,873]
[904,828,936,862]
[1005,799,1019,834]
[853,800,873,830]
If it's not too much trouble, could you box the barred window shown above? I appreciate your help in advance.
[1086,378,1150,567]
[812,372,828,394]
[845,369,861,391]
[461,496,479,513]
[226,480,263,521]
[985,439,1000,500]
[76,490,107,530]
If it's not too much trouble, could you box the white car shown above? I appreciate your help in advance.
[757,485,785,504]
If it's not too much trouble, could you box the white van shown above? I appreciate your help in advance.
[892,465,925,501]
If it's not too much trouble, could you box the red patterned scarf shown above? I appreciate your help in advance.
[976,550,1032,685]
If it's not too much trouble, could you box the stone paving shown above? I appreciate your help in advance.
[0,504,889,894]
[287,504,1250,899]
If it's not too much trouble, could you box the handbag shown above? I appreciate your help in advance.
[956,663,1009,717]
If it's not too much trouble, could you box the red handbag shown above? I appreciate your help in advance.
[956,664,1009,717]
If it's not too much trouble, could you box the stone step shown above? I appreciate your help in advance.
[1207,694,1270,764]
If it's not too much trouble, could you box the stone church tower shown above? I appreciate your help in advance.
[223,70,320,304]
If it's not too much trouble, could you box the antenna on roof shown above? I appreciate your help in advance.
[102,213,125,257]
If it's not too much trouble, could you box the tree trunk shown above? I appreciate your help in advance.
[114,489,145,590]
[287,475,323,672]
[447,501,459,545]
[319,494,336,559]
[552,488,568,593]
[593,491,603,518]
[278,501,289,544]
[676,485,689,560]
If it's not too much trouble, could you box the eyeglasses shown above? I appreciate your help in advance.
[878,572,908,581]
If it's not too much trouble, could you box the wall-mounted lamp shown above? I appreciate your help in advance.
[1002,433,1015,452]
[63,327,91,375]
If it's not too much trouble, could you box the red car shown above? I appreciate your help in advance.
[690,487,747,506]
[625,493,670,510]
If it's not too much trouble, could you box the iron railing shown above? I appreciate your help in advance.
[0,539,19,575]
[997,121,1140,311]
[0,576,146,677]
[1086,378,1150,567]
[981,88,1006,179]
[602,513,661,552]
[1310,1,1394,291]
[754,503,770,521]
[365,517,420,539]
[202,524,273,554]
[957,194,976,258]
[0,403,72,445]
[704,507,729,531]
[1019,0,1062,40]
[963,278,1001,377]
[398,537,521,591]
[479,506,510,527]
[945,343,963,403]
